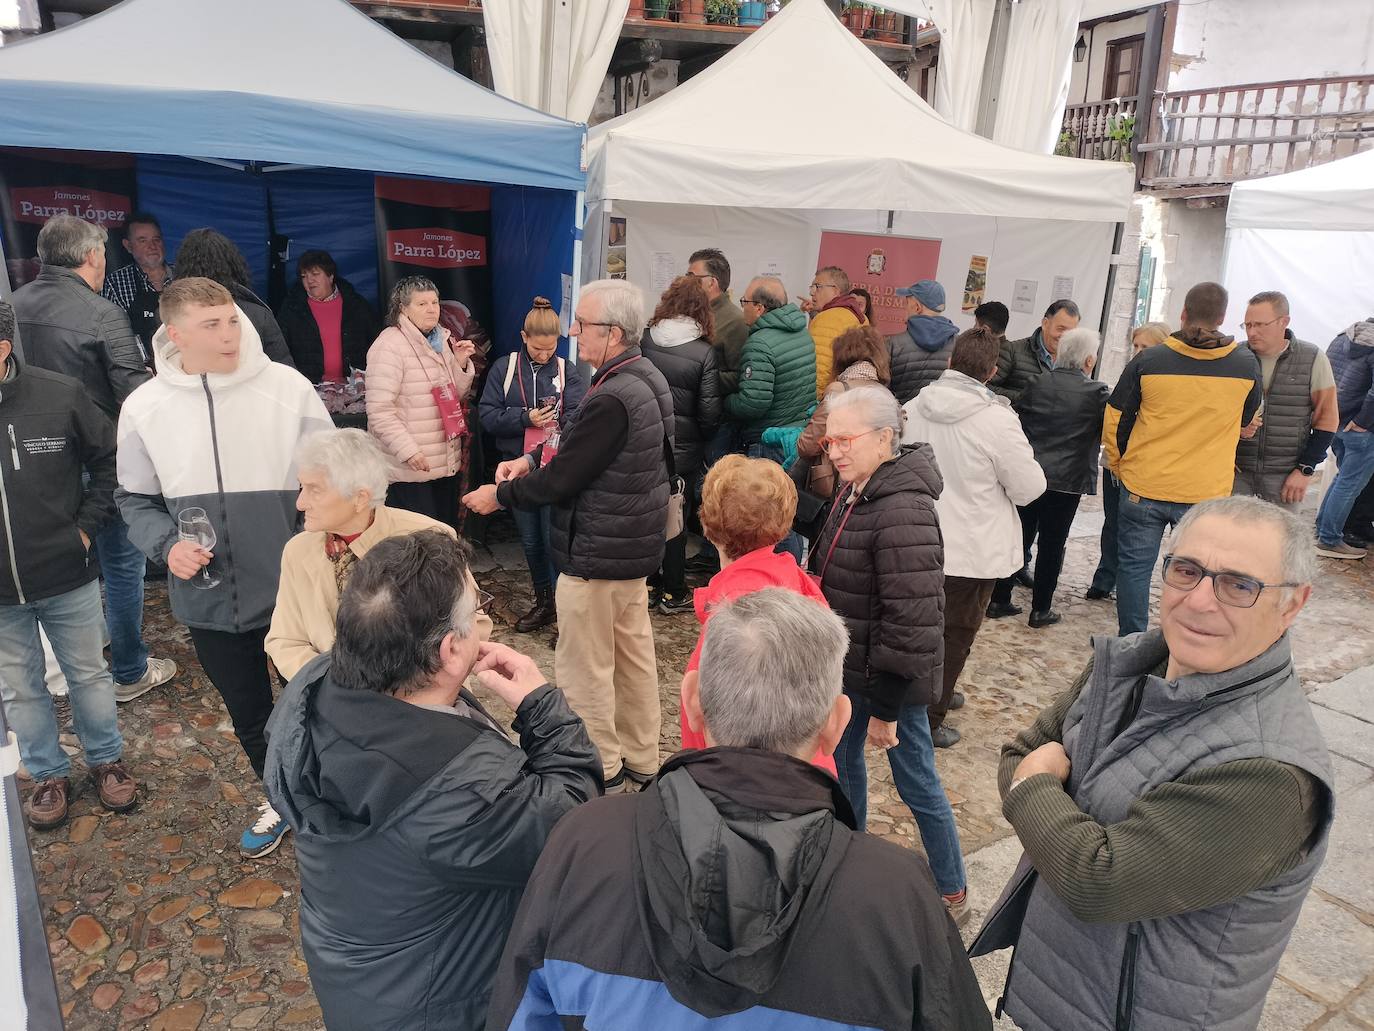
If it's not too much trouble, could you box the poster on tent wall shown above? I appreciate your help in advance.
[0,148,136,290]
[375,177,493,353]
[816,231,942,336]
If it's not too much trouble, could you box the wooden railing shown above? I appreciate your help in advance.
[1059,97,1139,162]
[1137,74,1374,188]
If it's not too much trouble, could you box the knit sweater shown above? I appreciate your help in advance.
[265,506,492,680]
[997,654,1323,924]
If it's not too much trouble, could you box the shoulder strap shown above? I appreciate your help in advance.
[502,353,517,394]
[556,357,566,393]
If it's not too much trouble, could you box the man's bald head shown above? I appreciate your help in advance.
[747,276,787,310]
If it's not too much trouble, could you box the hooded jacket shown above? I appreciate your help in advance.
[1328,318,1374,429]
[726,304,817,442]
[888,315,958,405]
[115,307,332,632]
[486,748,991,1031]
[277,278,381,383]
[0,353,116,606]
[810,446,945,720]
[641,317,723,477]
[809,293,868,398]
[903,370,1046,579]
[264,655,602,1031]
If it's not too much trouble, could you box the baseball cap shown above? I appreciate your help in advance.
[896,280,946,312]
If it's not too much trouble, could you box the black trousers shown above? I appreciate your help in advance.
[388,472,463,531]
[188,625,274,780]
[990,491,1083,613]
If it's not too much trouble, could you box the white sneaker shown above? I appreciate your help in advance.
[239,801,291,859]
[115,656,177,703]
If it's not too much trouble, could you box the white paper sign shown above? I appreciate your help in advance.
[1011,279,1039,315]
[651,251,677,296]
[1051,275,1075,301]
[760,257,784,279]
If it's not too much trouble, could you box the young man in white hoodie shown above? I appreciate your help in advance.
[902,327,1046,747]
[116,278,331,857]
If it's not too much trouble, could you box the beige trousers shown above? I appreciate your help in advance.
[554,574,661,778]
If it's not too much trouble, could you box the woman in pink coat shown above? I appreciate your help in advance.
[366,276,476,528]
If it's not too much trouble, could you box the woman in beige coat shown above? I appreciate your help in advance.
[366,275,476,527]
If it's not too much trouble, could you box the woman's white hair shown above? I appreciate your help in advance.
[1054,327,1101,370]
[827,384,904,457]
[295,429,390,508]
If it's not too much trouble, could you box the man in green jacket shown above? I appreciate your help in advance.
[727,276,817,446]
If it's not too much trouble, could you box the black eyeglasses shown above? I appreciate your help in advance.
[1161,555,1300,609]
[570,318,613,333]
[740,297,763,307]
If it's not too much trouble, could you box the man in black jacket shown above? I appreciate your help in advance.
[12,213,176,705]
[487,588,991,1031]
[263,530,600,1031]
[0,301,139,830]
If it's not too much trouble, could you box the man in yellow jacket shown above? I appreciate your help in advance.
[805,265,868,399]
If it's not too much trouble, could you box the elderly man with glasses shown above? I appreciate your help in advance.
[464,280,674,793]
[973,495,1333,1031]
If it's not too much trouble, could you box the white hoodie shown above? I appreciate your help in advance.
[902,370,1046,579]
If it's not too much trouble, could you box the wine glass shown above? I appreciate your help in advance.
[177,507,221,590]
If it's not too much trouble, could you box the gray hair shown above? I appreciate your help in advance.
[699,588,848,754]
[580,278,646,342]
[827,384,904,457]
[1248,290,1290,318]
[1054,327,1100,370]
[295,429,390,508]
[0,300,13,346]
[1172,496,1318,597]
[748,276,787,311]
[36,214,107,268]
[386,275,440,327]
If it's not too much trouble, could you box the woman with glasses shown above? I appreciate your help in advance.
[267,428,491,684]
[808,384,971,927]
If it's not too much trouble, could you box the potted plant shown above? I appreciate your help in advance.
[678,0,707,23]
[1055,128,1078,157]
[627,0,646,18]
[1105,114,1137,162]
[739,0,766,25]
[872,8,902,42]
[706,0,739,24]
[844,2,872,36]
[645,0,670,18]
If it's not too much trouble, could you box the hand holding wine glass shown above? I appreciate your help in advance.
[176,507,221,589]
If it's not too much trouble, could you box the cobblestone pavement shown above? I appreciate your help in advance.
[26,498,1374,1029]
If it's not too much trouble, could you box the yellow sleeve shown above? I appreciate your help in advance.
[1101,404,1124,473]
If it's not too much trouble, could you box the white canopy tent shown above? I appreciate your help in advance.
[585,0,1133,342]
[1222,148,1374,348]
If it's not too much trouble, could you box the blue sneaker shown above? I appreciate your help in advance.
[239,801,290,859]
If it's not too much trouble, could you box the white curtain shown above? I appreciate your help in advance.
[992,0,1083,153]
[484,0,629,123]
[924,0,994,132]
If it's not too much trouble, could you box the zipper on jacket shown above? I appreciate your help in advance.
[0,441,25,604]
[1199,661,1291,708]
[7,424,18,471]
[995,941,1022,1019]
[1114,923,1141,1031]
[201,377,240,627]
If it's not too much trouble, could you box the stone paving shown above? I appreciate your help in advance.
[22,496,1374,1029]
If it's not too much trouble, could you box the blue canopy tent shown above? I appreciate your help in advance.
[0,0,587,359]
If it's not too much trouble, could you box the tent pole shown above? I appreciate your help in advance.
[1096,220,1126,380]
[569,189,585,366]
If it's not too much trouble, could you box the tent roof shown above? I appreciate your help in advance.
[1227,148,1374,233]
[587,0,1132,223]
[0,0,585,192]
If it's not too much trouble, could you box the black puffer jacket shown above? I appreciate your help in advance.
[1015,368,1110,495]
[229,284,295,369]
[810,446,945,720]
[641,321,722,477]
[276,279,381,384]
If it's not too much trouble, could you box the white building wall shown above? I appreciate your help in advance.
[1067,13,1149,105]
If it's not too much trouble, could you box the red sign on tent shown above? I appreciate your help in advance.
[816,231,942,337]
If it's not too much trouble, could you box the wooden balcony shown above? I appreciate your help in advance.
[1137,74,1374,193]
[1059,97,1139,163]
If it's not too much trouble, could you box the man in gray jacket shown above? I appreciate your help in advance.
[973,495,1332,1031]
[12,214,175,705]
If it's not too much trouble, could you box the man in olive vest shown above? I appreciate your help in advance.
[1234,291,1339,510]
[972,495,1332,1031]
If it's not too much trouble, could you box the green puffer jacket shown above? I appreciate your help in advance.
[726,304,817,442]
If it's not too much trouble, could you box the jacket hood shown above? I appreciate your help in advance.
[820,292,868,324]
[904,313,959,352]
[150,303,271,388]
[752,303,809,335]
[861,443,943,503]
[912,368,1009,423]
[649,316,704,348]
[634,748,856,1017]
[1345,318,1374,347]
[1170,326,1236,354]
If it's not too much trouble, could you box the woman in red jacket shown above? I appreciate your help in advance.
[682,454,836,775]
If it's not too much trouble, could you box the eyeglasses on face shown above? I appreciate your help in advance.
[740,297,763,308]
[570,317,614,334]
[819,428,881,453]
[1242,316,1284,332]
[1161,555,1300,609]
[810,281,837,293]
[475,589,495,612]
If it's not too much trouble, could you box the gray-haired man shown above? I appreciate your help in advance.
[464,279,674,791]
[488,588,992,1030]
[974,495,1333,1031]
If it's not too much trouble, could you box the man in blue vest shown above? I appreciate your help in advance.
[974,495,1332,1031]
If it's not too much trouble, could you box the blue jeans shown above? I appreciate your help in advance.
[833,693,967,896]
[0,580,123,781]
[1116,487,1192,636]
[1317,429,1374,546]
[512,504,556,590]
[1090,470,1121,594]
[93,513,148,685]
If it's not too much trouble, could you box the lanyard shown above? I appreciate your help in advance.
[585,354,643,398]
[816,484,858,583]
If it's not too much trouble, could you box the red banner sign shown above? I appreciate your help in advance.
[816,231,943,337]
[384,227,487,269]
[9,186,130,227]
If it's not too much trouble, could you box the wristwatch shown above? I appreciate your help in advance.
[1296,464,1316,477]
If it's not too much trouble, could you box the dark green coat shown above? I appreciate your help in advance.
[725,304,817,441]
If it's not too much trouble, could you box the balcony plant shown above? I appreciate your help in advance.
[707,0,739,24]
[1055,129,1077,157]
[645,0,670,18]
[738,0,767,25]
[843,2,873,36]
[678,0,707,23]
[1105,114,1136,162]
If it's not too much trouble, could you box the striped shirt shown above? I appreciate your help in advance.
[101,262,174,312]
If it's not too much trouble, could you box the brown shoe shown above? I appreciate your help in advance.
[27,777,70,830]
[92,762,137,812]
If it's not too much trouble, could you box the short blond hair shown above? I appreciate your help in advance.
[699,455,797,560]
[160,277,234,326]
[1132,321,1171,349]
